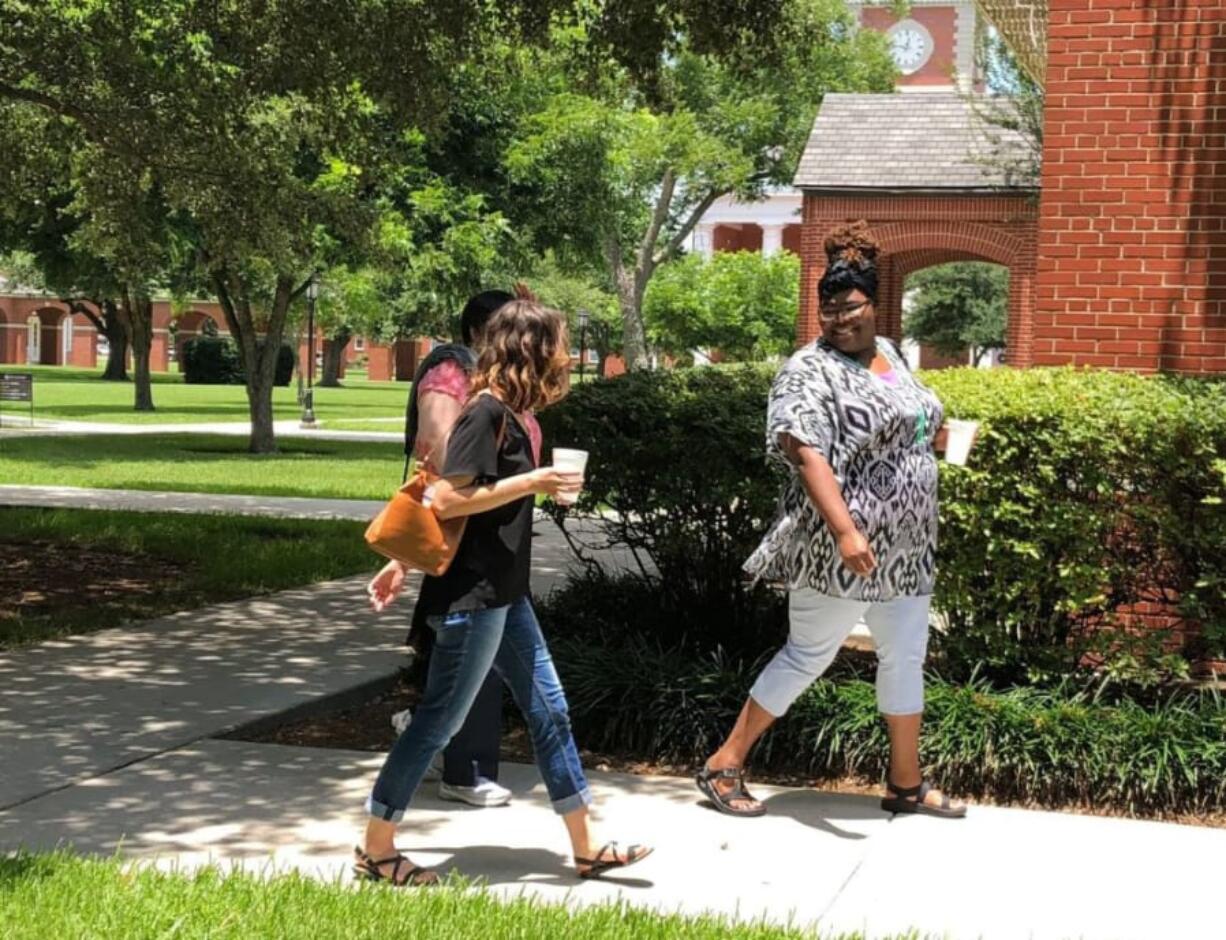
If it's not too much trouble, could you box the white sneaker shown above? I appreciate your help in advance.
[390,708,412,734]
[438,776,512,807]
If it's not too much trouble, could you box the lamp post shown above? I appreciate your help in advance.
[577,308,590,382]
[300,274,318,429]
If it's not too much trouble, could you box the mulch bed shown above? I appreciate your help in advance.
[226,667,1226,829]
[0,540,187,625]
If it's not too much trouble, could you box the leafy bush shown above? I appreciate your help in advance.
[539,366,784,652]
[923,368,1226,683]
[548,634,1226,816]
[541,366,1226,684]
[182,336,242,384]
[183,337,295,386]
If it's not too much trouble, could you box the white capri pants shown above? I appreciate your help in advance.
[750,588,931,717]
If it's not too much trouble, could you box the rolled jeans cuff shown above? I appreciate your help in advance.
[551,787,592,816]
[366,795,405,824]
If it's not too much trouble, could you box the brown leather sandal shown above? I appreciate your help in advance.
[696,765,767,817]
[575,841,653,879]
[881,780,967,819]
[352,846,440,886]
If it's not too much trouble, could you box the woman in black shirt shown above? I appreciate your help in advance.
[355,301,653,885]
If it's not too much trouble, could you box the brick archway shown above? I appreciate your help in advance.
[792,94,1039,363]
[797,196,1039,364]
[174,309,222,366]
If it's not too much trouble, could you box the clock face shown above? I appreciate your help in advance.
[890,22,932,75]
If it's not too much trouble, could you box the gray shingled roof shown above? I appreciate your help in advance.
[793,93,1037,191]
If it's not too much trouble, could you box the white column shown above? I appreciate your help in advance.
[692,223,715,260]
[762,224,785,257]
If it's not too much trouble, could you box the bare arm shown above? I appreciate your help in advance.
[430,468,581,521]
[780,433,876,577]
[415,390,465,470]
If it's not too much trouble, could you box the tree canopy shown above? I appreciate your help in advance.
[904,262,1008,366]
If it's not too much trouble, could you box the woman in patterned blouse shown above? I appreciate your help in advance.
[696,222,969,819]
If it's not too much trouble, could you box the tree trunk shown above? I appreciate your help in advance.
[247,374,277,453]
[607,242,651,371]
[119,291,155,411]
[100,300,130,381]
[213,270,296,454]
[320,328,350,387]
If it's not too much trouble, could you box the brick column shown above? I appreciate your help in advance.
[1034,0,1226,373]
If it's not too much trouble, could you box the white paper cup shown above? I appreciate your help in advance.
[944,419,979,466]
[552,448,588,505]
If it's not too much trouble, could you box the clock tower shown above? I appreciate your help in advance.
[851,1,978,93]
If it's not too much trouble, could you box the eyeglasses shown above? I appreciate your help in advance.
[819,300,873,323]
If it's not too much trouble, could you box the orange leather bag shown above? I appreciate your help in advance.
[364,467,468,576]
[364,404,507,576]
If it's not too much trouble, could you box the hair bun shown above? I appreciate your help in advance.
[823,221,879,267]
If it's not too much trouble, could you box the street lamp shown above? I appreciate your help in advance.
[300,274,319,429]
[577,308,590,382]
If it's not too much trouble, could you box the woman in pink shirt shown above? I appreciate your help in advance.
[369,288,540,808]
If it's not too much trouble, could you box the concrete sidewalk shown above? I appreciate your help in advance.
[0,418,401,442]
[2,738,1220,940]
[0,484,387,521]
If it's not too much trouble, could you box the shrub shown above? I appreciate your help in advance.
[923,368,1226,683]
[539,366,784,652]
[182,336,242,384]
[540,366,1226,684]
[547,634,1226,817]
[182,337,295,387]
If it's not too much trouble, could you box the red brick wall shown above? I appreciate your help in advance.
[1034,0,1226,373]
[798,194,1038,362]
[714,224,764,253]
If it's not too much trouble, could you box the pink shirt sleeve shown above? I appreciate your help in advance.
[522,412,543,467]
[417,360,470,402]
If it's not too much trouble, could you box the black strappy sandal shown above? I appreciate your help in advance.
[575,841,653,880]
[695,765,767,818]
[881,780,967,819]
[352,846,440,887]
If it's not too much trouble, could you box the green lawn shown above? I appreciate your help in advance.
[0,852,891,940]
[1,364,408,426]
[0,433,403,500]
[1,507,376,647]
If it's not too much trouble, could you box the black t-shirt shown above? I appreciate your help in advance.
[416,394,537,616]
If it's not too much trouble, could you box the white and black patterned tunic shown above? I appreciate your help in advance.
[744,338,945,601]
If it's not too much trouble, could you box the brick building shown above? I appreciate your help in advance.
[1030,0,1226,374]
[792,94,1038,361]
[0,291,432,382]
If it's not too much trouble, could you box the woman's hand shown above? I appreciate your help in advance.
[368,560,407,613]
[933,425,949,453]
[529,467,585,497]
[837,529,877,578]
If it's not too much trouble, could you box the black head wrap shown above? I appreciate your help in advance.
[819,257,878,304]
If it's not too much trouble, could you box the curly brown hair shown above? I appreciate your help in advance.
[469,300,571,413]
[823,220,880,267]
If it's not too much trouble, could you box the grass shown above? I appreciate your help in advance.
[0,433,403,500]
[0,364,407,425]
[0,852,897,940]
[1,507,376,647]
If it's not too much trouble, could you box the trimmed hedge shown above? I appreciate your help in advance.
[547,634,1226,816]
[182,337,295,387]
[540,366,1226,684]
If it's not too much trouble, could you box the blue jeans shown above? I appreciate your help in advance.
[367,595,591,822]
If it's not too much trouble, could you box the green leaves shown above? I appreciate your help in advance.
[903,262,1009,363]
[643,249,800,360]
